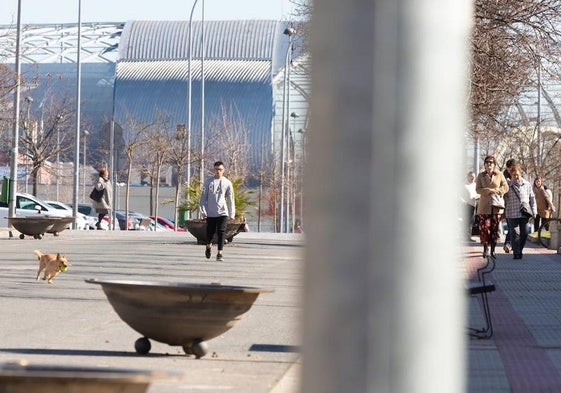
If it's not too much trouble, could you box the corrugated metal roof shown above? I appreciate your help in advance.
[113,20,308,171]
[113,59,274,168]
[116,59,271,84]
[118,20,287,62]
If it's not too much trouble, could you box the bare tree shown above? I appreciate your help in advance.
[289,0,312,50]
[137,116,171,226]
[468,0,561,209]
[121,113,153,228]
[206,102,250,179]
[19,94,75,196]
[166,122,196,226]
[470,0,561,136]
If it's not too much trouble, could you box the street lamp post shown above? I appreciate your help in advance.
[116,182,125,211]
[200,0,206,185]
[72,0,83,229]
[186,0,200,220]
[297,128,306,227]
[24,96,33,194]
[56,126,60,200]
[9,0,23,221]
[82,130,89,202]
[55,114,62,201]
[289,112,298,232]
[279,26,296,233]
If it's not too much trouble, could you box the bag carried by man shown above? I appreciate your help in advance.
[89,187,104,202]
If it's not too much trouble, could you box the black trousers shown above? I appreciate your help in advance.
[206,216,228,250]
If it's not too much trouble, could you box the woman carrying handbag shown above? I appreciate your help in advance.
[476,156,509,258]
[90,168,113,230]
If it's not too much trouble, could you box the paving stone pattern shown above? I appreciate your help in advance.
[466,238,561,392]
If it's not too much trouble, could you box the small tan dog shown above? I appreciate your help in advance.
[34,250,69,284]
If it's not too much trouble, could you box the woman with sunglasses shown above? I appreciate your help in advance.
[475,156,509,258]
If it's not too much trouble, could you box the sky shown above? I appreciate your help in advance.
[2,0,297,25]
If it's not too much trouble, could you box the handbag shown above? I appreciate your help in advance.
[511,185,533,219]
[490,193,505,209]
[89,186,104,202]
[520,202,533,219]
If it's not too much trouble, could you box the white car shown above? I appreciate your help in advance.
[44,200,91,230]
[0,193,71,228]
[70,203,110,230]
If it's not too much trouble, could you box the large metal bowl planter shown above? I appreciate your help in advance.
[0,361,169,393]
[184,218,246,245]
[9,217,57,239]
[46,216,75,236]
[86,279,273,358]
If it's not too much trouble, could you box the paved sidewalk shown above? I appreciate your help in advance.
[0,230,304,393]
[465,237,561,392]
[6,227,560,392]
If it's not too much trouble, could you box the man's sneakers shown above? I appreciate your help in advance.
[216,254,224,262]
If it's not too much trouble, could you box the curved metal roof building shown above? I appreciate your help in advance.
[113,20,309,173]
[0,20,310,178]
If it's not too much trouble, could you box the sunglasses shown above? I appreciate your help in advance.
[484,161,494,164]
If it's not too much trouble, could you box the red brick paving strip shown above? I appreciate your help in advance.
[491,287,561,392]
[465,245,561,392]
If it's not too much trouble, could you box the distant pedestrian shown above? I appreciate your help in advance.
[462,171,479,240]
[199,161,235,261]
[503,158,517,181]
[294,219,304,234]
[504,165,536,260]
[91,168,113,230]
[476,156,509,258]
[533,176,555,232]
[502,158,517,253]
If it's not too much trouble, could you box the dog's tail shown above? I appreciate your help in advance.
[33,250,43,259]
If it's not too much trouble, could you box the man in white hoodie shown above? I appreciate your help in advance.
[199,161,235,261]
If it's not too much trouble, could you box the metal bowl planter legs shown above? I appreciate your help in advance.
[184,219,246,245]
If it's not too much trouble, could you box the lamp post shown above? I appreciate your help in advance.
[116,182,125,211]
[279,26,296,233]
[297,128,306,227]
[289,112,298,231]
[71,0,83,229]
[82,130,89,202]
[186,0,199,220]
[9,0,23,221]
[56,124,60,201]
[24,96,33,194]
[55,114,62,201]
[200,0,206,185]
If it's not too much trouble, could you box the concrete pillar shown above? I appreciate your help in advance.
[302,0,471,392]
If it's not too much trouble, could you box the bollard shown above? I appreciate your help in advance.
[550,221,561,253]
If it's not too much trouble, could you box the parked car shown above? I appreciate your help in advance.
[146,219,174,232]
[116,210,151,230]
[0,193,70,228]
[44,200,91,230]
[71,203,109,230]
[149,215,185,232]
[75,206,135,231]
[114,211,137,230]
